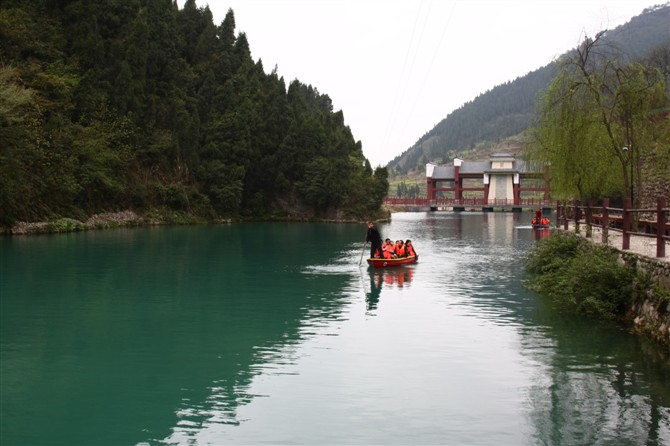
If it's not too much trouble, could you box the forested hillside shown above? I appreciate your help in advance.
[387,3,670,176]
[0,0,388,227]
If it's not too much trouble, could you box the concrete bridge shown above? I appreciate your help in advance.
[384,197,555,213]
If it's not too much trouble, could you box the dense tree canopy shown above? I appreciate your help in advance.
[0,0,388,225]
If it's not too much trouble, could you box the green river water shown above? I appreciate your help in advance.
[1,212,669,445]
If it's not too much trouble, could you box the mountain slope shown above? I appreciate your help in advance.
[386,3,670,177]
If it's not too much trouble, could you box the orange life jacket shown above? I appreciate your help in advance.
[395,243,406,257]
[406,245,416,257]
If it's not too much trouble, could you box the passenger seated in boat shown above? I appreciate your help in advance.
[405,240,416,257]
[394,240,406,258]
[382,238,395,259]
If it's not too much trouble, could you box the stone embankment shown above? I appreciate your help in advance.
[622,253,670,347]
[5,211,148,235]
[566,224,670,347]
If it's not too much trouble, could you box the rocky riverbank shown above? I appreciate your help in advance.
[623,252,670,348]
[566,224,670,348]
[0,211,197,235]
[1,209,381,236]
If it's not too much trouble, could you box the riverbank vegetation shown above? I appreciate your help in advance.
[527,32,670,207]
[0,1,388,230]
[524,232,636,319]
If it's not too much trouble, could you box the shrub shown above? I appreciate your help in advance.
[524,232,635,319]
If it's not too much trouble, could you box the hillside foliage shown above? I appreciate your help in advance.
[387,4,670,183]
[528,32,668,204]
[0,0,388,226]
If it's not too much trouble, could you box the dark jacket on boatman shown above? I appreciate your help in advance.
[366,222,383,259]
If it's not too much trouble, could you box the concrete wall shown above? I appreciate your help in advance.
[488,174,514,201]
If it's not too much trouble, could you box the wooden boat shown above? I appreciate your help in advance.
[367,255,418,268]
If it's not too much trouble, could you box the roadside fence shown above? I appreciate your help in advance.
[556,196,669,258]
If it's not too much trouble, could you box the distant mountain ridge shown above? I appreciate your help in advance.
[386,3,670,176]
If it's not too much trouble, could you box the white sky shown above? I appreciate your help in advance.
[193,0,664,167]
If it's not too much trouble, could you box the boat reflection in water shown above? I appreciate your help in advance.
[532,227,551,241]
[365,267,415,312]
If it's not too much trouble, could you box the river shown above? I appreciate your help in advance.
[1,212,669,445]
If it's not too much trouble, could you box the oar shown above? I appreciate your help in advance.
[359,242,367,266]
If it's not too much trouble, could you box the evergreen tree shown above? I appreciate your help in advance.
[0,0,387,225]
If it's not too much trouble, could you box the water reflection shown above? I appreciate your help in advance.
[365,267,416,312]
[521,310,670,445]
[532,227,551,241]
[2,217,669,445]
[384,212,670,444]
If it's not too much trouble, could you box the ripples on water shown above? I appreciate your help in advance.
[1,216,669,445]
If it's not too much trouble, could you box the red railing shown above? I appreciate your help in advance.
[384,197,554,207]
[557,197,668,258]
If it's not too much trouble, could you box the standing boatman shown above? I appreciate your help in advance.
[366,221,383,259]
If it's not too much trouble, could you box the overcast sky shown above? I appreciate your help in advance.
[191,0,663,167]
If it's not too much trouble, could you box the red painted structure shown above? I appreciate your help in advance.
[367,255,418,268]
[557,196,668,258]
[384,197,552,208]
[425,153,550,206]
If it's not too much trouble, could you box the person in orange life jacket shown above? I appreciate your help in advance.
[381,238,395,259]
[533,209,542,225]
[366,221,383,259]
[394,240,406,257]
[405,239,417,257]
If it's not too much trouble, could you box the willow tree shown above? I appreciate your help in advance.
[529,33,667,207]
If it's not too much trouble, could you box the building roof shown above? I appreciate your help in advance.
[490,152,515,158]
[427,158,544,179]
